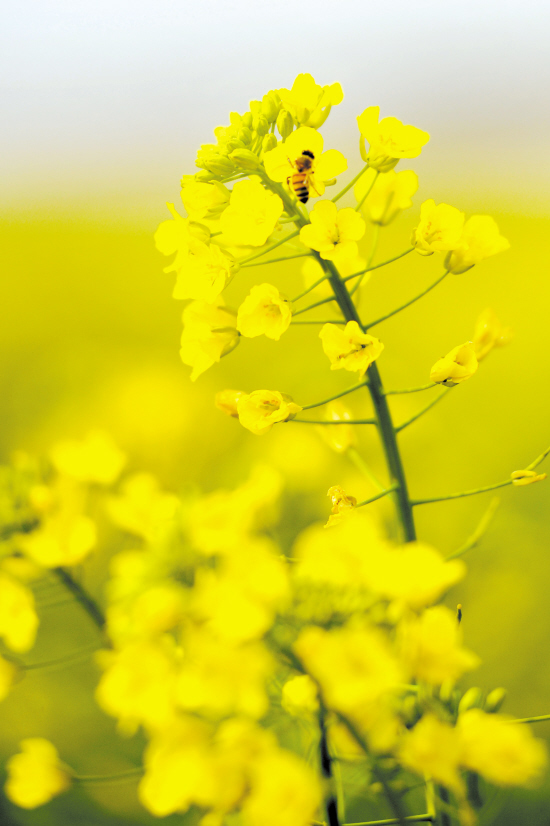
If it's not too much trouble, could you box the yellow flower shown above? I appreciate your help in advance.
[50,430,126,485]
[325,485,357,527]
[367,541,466,609]
[263,126,347,200]
[445,216,510,274]
[154,203,210,273]
[473,308,512,361]
[106,473,180,540]
[242,749,322,826]
[18,513,96,568]
[357,106,429,172]
[0,573,39,652]
[215,389,247,418]
[180,299,239,381]
[237,283,292,340]
[511,469,547,486]
[355,168,418,225]
[0,654,17,702]
[237,390,302,435]
[277,73,343,128]
[172,240,236,303]
[398,714,463,794]
[5,739,71,809]
[180,180,229,220]
[220,180,284,247]
[457,709,547,787]
[320,321,383,374]
[412,199,465,255]
[317,401,356,453]
[399,605,480,685]
[281,675,319,717]
[299,201,366,265]
[430,341,478,387]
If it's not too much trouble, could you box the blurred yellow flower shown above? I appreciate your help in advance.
[106,473,180,540]
[0,654,17,702]
[430,341,478,387]
[19,512,96,568]
[277,73,343,128]
[445,216,510,274]
[0,573,39,652]
[5,739,71,809]
[399,605,480,685]
[355,168,418,225]
[325,485,357,527]
[237,390,302,435]
[180,299,239,381]
[511,469,547,486]
[458,709,547,787]
[263,126,347,199]
[180,180,229,220]
[281,675,319,717]
[412,199,465,255]
[318,401,356,453]
[320,321,383,374]
[242,749,322,826]
[220,180,284,247]
[299,201,366,266]
[237,283,292,340]
[473,308,513,361]
[50,430,126,485]
[215,388,247,418]
[357,106,429,172]
[398,714,463,794]
[154,203,210,273]
[172,241,236,303]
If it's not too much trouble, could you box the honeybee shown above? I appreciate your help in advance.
[287,150,320,203]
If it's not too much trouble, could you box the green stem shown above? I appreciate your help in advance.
[332,162,370,204]
[237,228,301,265]
[364,271,449,330]
[342,248,414,283]
[20,644,100,672]
[354,171,380,212]
[447,497,500,560]
[384,383,436,396]
[53,567,106,632]
[241,251,312,268]
[356,484,398,508]
[291,273,331,303]
[512,714,550,724]
[343,817,433,826]
[347,447,385,491]
[395,389,450,433]
[319,701,341,826]
[293,296,337,316]
[73,767,143,785]
[412,480,512,506]
[291,319,347,325]
[291,418,376,425]
[302,382,369,410]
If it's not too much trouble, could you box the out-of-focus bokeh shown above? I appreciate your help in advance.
[1,2,550,823]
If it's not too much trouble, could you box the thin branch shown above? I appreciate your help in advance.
[237,228,301,265]
[356,484,398,508]
[301,382,369,410]
[292,273,331,303]
[347,447,385,492]
[511,714,550,724]
[395,389,450,433]
[354,171,380,212]
[447,498,500,560]
[73,767,143,785]
[292,296,338,316]
[53,567,106,632]
[332,163,370,204]
[364,271,449,330]
[342,817,433,826]
[241,251,312,268]
[384,383,436,396]
[291,319,347,325]
[291,418,377,425]
[342,248,414,283]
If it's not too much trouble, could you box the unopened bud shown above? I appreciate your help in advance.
[241,112,253,129]
[215,389,247,418]
[238,127,253,144]
[188,221,211,244]
[262,91,280,123]
[485,687,507,713]
[202,155,235,176]
[249,100,262,115]
[192,170,216,183]
[229,148,260,170]
[458,687,483,715]
[262,133,278,153]
[252,114,269,136]
[277,109,294,140]
[225,139,246,152]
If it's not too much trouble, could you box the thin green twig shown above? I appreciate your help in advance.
[53,567,106,632]
[241,251,311,268]
[292,296,338,316]
[292,273,331,303]
[342,248,414,284]
[395,389,450,433]
[332,162,370,204]
[447,498,500,560]
[364,271,449,330]
[291,418,377,425]
[384,383,436,396]
[356,484,398,508]
[347,447,385,492]
[354,170,380,212]
[237,228,301,265]
[301,382,369,410]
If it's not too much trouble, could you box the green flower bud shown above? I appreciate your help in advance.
[276,109,294,140]
[249,100,262,115]
[225,139,246,152]
[202,155,235,176]
[188,221,211,243]
[262,91,280,123]
[458,687,483,715]
[241,112,253,129]
[252,114,269,136]
[238,127,253,144]
[229,148,260,170]
[193,170,216,183]
[262,134,278,153]
[485,687,507,713]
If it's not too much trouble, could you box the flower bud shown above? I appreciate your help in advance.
[277,109,294,140]
[262,133,278,153]
[215,389,247,418]
[252,114,269,136]
[229,148,260,170]
[241,112,253,129]
[249,100,262,115]
[458,687,484,715]
[225,139,246,152]
[238,126,253,144]
[485,687,507,713]
[262,91,280,123]
[193,170,216,183]
[202,155,235,176]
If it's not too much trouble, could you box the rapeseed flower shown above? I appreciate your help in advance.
[0,654,17,702]
[430,341,478,386]
[172,241,236,303]
[263,127,347,200]
[446,216,510,274]
[412,199,465,255]
[180,180,230,220]
[237,283,292,340]
[355,168,418,225]
[511,469,547,486]
[281,675,319,717]
[220,180,284,247]
[155,203,210,273]
[398,714,463,794]
[473,308,512,360]
[320,321,383,374]
[357,106,429,172]
[215,388,247,418]
[50,430,126,485]
[180,299,239,381]
[237,390,302,435]
[325,484,357,527]
[106,472,180,540]
[5,739,71,809]
[299,200,366,265]
[317,401,356,453]
[241,749,322,826]
[0,573,39,652]
[277,73,343,128]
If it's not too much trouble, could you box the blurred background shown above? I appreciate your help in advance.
[1,1,550,823]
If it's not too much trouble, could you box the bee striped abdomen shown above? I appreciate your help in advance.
[291,173,310,203]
